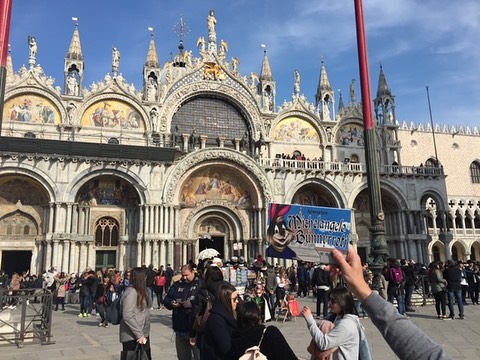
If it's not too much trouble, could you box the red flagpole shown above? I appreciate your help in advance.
[353,0,388,268]
[0,0,13,137]
[353,0,373,130]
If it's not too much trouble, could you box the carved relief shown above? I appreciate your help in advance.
[181,200,248,239]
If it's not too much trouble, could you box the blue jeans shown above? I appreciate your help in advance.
[404,284,414,308]
[388,292,405,315]
[447,289,464,318]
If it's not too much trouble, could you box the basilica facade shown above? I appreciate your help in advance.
[1,11,477,276]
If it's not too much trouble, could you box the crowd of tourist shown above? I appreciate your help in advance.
[1,249,470,359]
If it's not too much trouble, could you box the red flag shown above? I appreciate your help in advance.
[0,0,13,68]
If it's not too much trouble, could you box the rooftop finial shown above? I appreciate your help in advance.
[173,15,190,43]
[72,16,78,26]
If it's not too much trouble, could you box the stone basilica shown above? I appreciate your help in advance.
[0,10,478,275]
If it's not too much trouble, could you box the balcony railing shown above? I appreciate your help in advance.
[258,158,444,176]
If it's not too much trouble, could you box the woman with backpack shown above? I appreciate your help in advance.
[153,267,167,309]
[228,300,298,359]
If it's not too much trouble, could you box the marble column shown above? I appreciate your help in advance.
[145,240,152,266]
[63,240,70,273]
[72,204,79,234]
[182,242,187,265]
[160,240,166,267]
[48,203,55,234]
[66,203,73,233]
[118,241,126,271]
[87,242,95,269]
[69,241,76,274]
[152,240,159,269]
[137,241,143,266]
[52,240,59,268]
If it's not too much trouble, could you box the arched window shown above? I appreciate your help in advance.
[95,217,119,247]
[474,211,480,229]
[470,161,480,183]
[425,158,438,167]
[471,246,477,261]
[465,211,473,229]
[455,210,463,229]
[452,245,459,261]
[432,245,440,262]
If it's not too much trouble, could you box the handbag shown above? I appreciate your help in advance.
[239,327,268,360]
[192,295,212,332]
[120,344,149,360]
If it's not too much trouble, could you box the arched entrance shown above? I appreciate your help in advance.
[197,217,227,260]
[0,175,49,275]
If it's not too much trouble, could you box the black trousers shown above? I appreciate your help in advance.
[316,288,329,317]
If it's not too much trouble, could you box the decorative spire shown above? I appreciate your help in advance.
[376,63,391,98]
[66,17,83,61]
[260,46,273,81]
[318,59,332,93]
[145,28,159,68]
[172,16,190,67]
[338,90,345,112]
[6,44,13,77]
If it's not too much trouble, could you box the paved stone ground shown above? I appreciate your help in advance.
[1,296,480,359]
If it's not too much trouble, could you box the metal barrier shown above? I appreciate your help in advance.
[0,288,55,348]
[413,275,430,306]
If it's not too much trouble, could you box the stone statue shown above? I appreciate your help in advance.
[231,57,239,75]
[112,46,120,74]
[207,10,216,35]
[197,36,206,52]
[171,125,179,145]
[67,103,76,125]
[146,77,157,102]
[294,70,300,96]
[323,97,330,120]
[28,35,37,59]
[149,107,159,131]
[66,73,78,96]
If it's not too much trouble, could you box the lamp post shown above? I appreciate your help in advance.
[353,0,388,272]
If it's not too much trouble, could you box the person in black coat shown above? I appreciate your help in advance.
[202,283,238,360]
[228,301,297,359]
[443,260,465,319]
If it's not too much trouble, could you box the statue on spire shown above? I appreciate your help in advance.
[207,10,216,35]
[207,10,217,53]
[112,46,120,76]
[294,70,300,97]
[28,35,37,68]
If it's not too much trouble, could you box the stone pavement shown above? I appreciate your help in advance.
[1,296,480,359]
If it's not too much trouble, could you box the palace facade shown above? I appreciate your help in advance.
[0,11,478,275]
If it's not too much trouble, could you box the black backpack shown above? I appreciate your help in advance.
[109,297,122,325]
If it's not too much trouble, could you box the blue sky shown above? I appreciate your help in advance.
[8,0,480,128]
